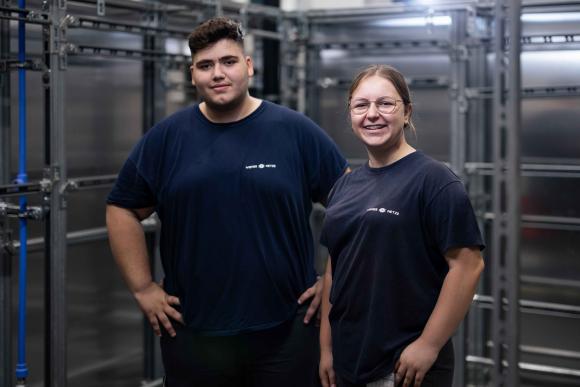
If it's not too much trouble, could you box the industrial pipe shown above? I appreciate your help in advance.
[15,0,29,383]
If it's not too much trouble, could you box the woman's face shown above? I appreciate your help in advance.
[349,75,410,152]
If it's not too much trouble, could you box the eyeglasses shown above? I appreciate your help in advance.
[350,97,403,115]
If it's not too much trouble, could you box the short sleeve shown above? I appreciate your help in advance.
[425,181,485,255]
[300,118,347,204]
[107,157,156,209]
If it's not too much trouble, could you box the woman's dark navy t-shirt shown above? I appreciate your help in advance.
[320,151,484,384]
[108,101,347,335]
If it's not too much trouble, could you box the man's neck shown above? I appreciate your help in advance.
[200,95,261,124]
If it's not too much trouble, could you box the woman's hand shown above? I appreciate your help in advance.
[319,349,336,387]
[394,337,439,387]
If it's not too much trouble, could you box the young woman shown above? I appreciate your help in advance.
[319,65,485,387]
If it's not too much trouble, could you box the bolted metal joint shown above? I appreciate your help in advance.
[0,201,47,221]
[40,178,53,193]
[1,230,15,256]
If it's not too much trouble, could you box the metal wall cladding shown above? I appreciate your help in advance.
[486,52,580,163]
[65,30,144,178]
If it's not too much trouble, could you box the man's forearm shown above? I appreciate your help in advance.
[106,205,154,295]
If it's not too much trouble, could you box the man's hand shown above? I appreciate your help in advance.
[394,337,439,387]
[319,349,336,387]
[297,277,323,324]
[134,282,184,337]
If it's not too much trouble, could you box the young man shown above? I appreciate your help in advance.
[106,17,347,387]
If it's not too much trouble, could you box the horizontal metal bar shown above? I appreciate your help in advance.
[13,219,158,253]
[313,76,448,90]
[0,182,44,198]
[466,356,580,377]
[482,212,580,229]
[303,2,476,21]
[522,345,580,361]
[521,275,580,290]
[69,44,190,65]
[467,86,580,99]
[0,13,50,25]
[521,362,580,377]
[309,39,450,51]
[69,0,282,17]
[465,162,580,178]
[473,294,580,318]
[0,4,48,17]
[73,15,191,37]
[523,85,580,98]
[522,33,580,45]
[66,174,117,191]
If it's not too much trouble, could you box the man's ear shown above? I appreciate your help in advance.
[246,56,254,77]
[189,65,196,86]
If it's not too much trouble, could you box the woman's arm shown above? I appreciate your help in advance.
[319,258,336,387]
[395,246,484,387]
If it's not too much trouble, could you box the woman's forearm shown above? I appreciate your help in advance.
[419,247,484,351]
[320,258,334,353]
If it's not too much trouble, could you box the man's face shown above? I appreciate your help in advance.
[190,39,254,111]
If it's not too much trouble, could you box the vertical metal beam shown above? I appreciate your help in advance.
[305,23,320,122]
[0,1,12,385]
[46,0,68,385]
[448,10,471,387]
[449,9,469,179]
[466,40,488,387]
[142,6,166,381]
[280,15,307,112]
[491,0,522,384]
[279,17,295,109]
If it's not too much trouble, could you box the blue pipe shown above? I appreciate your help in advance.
[15,0,29,380]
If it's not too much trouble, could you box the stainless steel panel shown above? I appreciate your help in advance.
[521,177,580,218]
[521,229,580,286]
[522,96,580,163]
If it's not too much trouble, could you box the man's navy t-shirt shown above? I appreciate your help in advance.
[321,151,484,384]
[108,101,347,335]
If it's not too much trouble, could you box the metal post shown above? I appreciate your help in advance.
[449,9,469,179]
[448,11,471,386]
[491,0,522,384]
[0,1,12,385]
[466,42,488,387]
[45,0,68,385]
[305,24,320,122]
[142,5,166,380]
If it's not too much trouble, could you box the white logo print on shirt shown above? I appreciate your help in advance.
[366,207,400,216]
[245,163,277,170]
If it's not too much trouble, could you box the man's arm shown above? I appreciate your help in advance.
[106,204,183,336]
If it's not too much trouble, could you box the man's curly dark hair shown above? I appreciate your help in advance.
[188,17,244,57]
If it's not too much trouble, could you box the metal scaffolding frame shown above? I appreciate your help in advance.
[303,1,580,386]
[0,0,291,385]
[2,0,580,385]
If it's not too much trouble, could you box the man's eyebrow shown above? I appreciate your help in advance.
[219,55,239,61]
[194,59,213,66]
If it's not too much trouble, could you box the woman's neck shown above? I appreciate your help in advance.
[367,141,415,168]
